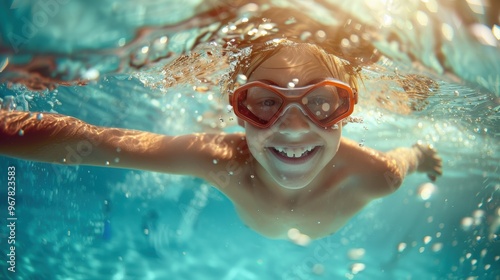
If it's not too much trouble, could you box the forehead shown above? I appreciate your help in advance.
[248,48,330,86]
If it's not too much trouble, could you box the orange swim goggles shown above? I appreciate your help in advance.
[229,78,358,128]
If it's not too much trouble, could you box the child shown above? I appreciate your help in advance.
[0,40,442,240]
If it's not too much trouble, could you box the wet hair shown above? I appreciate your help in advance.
[224,39,361,93]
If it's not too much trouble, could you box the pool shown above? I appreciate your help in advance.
[0,0,499,279]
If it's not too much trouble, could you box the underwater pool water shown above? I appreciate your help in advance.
[0,0,499,279]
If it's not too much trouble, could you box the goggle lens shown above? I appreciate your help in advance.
[232,80,356,128]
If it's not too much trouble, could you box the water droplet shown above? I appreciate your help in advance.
[213,159,218,164]
[18,129,24,136]
[250,174,254,178]
[36,113,43,120]
[114,157,120,163]
[287,82,295,88]
[228,171,233,175]
[105,161,110,166]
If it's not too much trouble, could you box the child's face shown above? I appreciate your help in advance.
[243,48,342,190]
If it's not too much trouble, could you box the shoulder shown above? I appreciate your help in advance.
[336,138,401,199]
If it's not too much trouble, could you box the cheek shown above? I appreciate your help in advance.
[322,128,342,150]
[244,126,264,151]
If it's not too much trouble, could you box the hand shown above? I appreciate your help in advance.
[413,143,443,181]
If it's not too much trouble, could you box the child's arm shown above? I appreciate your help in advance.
[338,139,442,199]
[385,143,443,182]
[0,110,245,179]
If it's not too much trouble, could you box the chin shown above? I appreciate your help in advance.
[271,172,317,190]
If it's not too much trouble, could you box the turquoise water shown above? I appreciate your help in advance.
[0,0,499,279]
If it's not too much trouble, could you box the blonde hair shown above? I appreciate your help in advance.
[224,39,361,93]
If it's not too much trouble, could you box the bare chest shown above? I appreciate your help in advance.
[231,184,361,240]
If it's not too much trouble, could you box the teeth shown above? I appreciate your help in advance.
[273,146,315,158]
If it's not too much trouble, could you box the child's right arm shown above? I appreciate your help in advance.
[0,110,248,180]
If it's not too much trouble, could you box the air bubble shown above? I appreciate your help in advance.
[287,82,295,88]
[461,217,474,231]
[423,236,432,244]
[36,113,44,120]
[432,243,443,252]
[82,68,100,80]
[131,45,150,67]
[18,129,24,136]
[194,85,209,93]
[418,183,437,200]
[315,30,326,42]
[312,264,324,275]
[117,38,126,47]
[398,242,407,252]
[236,74,247,85]
[213,159,218,164]
[300,31,312,41]
[359,139,365,147]
[285,17,296,25]
[350,263,365,274]
[347,248,366,260]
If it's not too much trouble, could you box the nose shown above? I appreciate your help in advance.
[276,106,310,136]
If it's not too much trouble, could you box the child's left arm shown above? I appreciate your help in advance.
[385,143,443,182]
[339,139,442,199]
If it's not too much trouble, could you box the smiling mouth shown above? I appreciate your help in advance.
[268,146,321,164]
